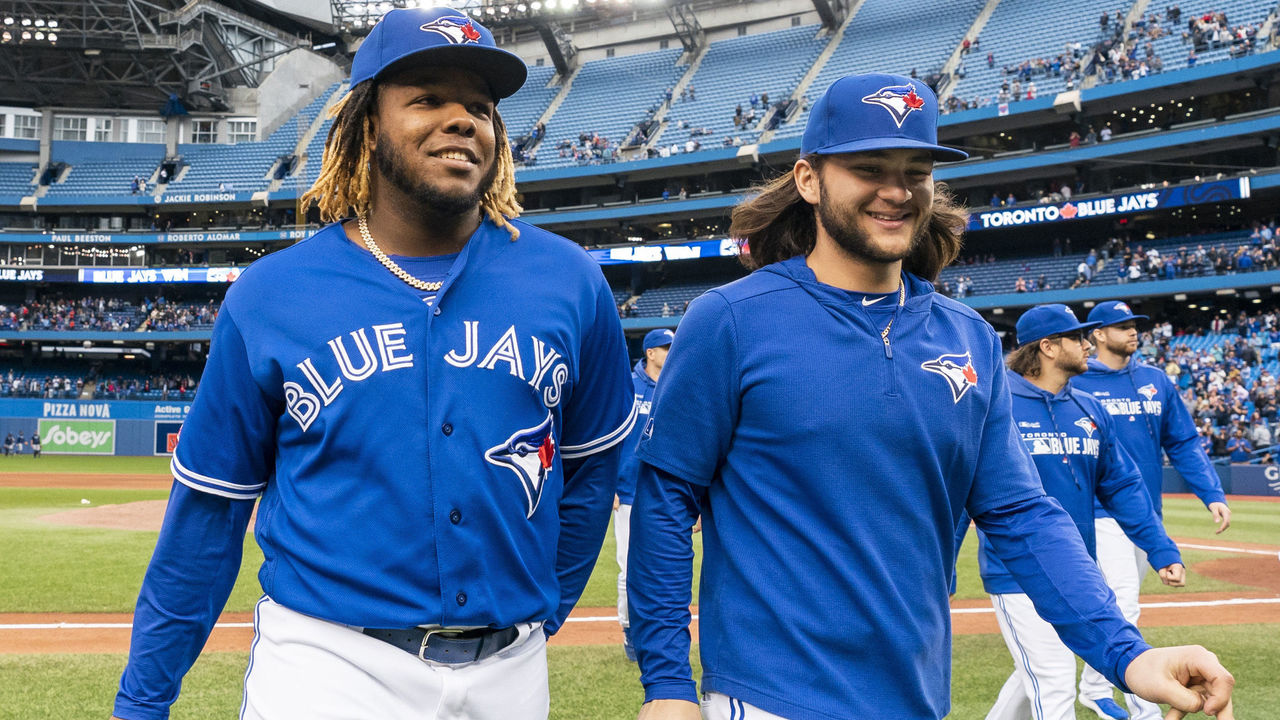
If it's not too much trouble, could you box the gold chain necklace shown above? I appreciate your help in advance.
[880,279,907,346]
[358,215,444,292]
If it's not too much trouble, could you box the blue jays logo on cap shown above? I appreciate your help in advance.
[921,351,978,403]
[485,412,556,518]
[1114,302,1133,314]
[420,15,482,44]
[861,85,927,128]
[1074,417,1097,438]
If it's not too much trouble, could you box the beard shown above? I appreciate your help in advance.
[374,133,499,217]
[1102,335,1136,358]
[816,175,929,264]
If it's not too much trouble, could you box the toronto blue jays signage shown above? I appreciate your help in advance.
[969,178,1250,230]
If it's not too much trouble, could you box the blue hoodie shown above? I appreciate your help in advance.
[1072,358,1226,517]
[977,371,1182,595]
[628,256,1150,720]
[616,359,658,504]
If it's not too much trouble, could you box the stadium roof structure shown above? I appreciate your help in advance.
[0,0,342,110]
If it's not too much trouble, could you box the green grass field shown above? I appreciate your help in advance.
[1,458,1278,718]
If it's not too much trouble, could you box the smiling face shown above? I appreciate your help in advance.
[797,149,935,265]
[369,66,498,217]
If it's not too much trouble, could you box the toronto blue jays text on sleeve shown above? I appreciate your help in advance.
[115,218,634,719]
[627,256,1147,719]
[1072,358,1226,516]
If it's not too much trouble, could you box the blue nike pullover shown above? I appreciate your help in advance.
[616,359,658,505]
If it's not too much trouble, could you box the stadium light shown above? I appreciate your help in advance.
[0,31,8,42]
[2,17,12,25]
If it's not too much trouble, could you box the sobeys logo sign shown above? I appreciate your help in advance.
[37,419,116,454]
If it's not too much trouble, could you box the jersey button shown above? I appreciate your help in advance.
[449,509,462,524]
[456,592,467,606]
[433,306,442,316]
[442,423,453,436]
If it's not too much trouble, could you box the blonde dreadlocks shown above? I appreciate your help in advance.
[300,81,523,240]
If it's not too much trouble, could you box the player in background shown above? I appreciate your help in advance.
[31,432,40,458]
[978,304,1186,720]
[111,8,634,720]
[15,430,24,455]
[615,328,675,661]
[1074,300,1232,720]
[626,73,1235,720]
[3,432,12,456]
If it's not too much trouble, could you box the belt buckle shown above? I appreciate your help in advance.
[418,628,445,662]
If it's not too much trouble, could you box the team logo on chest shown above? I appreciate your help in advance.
[921,351,978,403]
[1074,417,1098,438]
[485,412,556,519]
[1137,383,1158,400]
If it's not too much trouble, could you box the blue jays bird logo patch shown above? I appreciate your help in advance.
[861,85,926,128]
[921,352,978,403]
[485,412,556,518]
[420,16,483,44]
[1074,416,1098,438]
[1137,383,1158,400]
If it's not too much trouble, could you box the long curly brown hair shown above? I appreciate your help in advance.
[300,80,523,240]
[728,156,968,281]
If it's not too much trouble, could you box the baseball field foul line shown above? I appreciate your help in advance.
[5,597,1280,631]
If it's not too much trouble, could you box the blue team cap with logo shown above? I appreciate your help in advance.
[350,7,527,99]
[802,73,968,161]
[1087,300,1149,328]
[643,328,675,350]
[1015,304,1101,347]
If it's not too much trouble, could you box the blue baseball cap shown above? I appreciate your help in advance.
[643,328,675,350]
[1015,304,1101,347]
[1087,300,1149,328]
[350,7,528,100]
[802,73,967,161]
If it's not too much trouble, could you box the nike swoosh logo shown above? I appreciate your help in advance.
[862,296,888,306]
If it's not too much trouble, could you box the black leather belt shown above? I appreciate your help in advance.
[361,625,521,664]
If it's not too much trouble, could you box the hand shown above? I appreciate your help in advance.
[1124,646,1234,719]
[1158,563,1186,587]
[637,699,701,720]
[691,516,702,534]
[614,494,621,511]
[1208,502,1231,534]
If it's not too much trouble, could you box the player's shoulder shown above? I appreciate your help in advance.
[926,291,999,339]
[705,263,804,306]
[506,219,600,270]
[221,223,347,302]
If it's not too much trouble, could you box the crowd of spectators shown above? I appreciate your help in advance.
[0,370,82,399]
[96,372,197,401]
[0,296,138,332]
[143,297,218,331]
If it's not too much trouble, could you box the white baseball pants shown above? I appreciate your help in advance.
[240,596,549,720]
[1079,517,1160,719]
[700,692,790,719]
[987,592,1079,720]
[615,502,632,628]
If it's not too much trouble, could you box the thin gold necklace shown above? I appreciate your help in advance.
[880,279,907,345]
[358,215,444,292]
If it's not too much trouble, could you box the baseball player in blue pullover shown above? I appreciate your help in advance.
[615,328,675,661]
[978,304,1185,720]
[627,73,1235,720]
[1074,300,1231,720]
[111,9,634,720]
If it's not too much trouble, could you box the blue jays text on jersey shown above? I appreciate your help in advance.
[975,370,1181,596]
[166,218,635,630]
[1072,358,1225,517]
[627,257,1150,720]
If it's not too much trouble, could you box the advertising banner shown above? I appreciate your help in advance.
[155,421,183,456]
[37,418,117,455]
[968,178,1251,231]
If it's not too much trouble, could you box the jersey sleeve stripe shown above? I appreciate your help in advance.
[560,399,639,459]
[171,455,266,495]
[173,473,264,501]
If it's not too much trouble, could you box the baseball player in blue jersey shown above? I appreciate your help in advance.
[1074,300,1231,720]
[111,9,634,720]
[977,304,1185,720]
[615,328,675,661]
[626,73,1235,720]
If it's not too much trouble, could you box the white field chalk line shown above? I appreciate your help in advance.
[5,597,1280,631]
[1178,542,1279,556]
